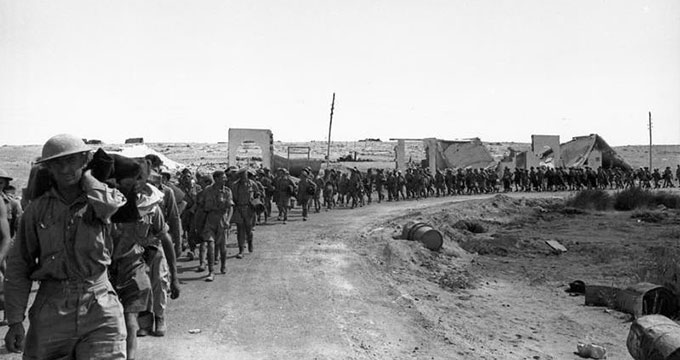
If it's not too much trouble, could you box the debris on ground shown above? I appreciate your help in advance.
[627,315,680,360]
[576,342,607,359]
[585,282,677,318]
[545,240,567,254]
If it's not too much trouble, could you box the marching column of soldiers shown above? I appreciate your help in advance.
[1,134,680,359]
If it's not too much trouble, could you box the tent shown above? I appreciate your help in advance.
[104,144,185,171]
[560,134,630,169]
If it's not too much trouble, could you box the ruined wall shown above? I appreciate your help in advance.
[228,128,274,169]
[394,140,407,170]
[587,148,602,168]
[522,135,560,169]
[424,138,439,174]
[532,135,560,166]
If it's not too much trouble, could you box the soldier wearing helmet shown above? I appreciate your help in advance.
[4,134,128,359]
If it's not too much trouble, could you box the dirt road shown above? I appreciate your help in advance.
[138,195,472,360]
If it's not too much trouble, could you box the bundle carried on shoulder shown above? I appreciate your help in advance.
[87,148,148,223]
[305,182,316,196]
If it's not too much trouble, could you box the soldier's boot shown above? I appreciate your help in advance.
[248,241,253,253]
[196,244,206,272]
[154,316,166,337]
[220,260,226,274]
[137,312,154,337]
[236,247,244,259]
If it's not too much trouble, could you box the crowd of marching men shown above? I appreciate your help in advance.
[1,134,680,359]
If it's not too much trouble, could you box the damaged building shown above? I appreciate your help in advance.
[506,133,631,170]
[560,134,631,170]
[516,135,561,169]
[393,137,496,173]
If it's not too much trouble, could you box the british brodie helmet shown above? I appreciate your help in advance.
[37,134,91,164]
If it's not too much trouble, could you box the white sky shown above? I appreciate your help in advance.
[1,0,679,146]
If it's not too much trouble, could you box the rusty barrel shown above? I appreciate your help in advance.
[401,222,443,251]
[618,283,677,318]
[627,315,680,360]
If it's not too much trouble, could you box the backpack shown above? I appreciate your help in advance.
[305,181,317,196]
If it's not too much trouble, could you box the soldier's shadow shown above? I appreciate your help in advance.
[178,275,211,282]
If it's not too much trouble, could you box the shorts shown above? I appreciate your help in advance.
[25,275,126,359]
[202,220,228,244]
[111,258,151,314]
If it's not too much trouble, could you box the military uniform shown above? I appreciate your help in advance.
[274,171,295,222]
[5,174,127,359]
[178,174,201,257]
[296,172,315,221]
[110,185,167,316]
[198,181,233,273]
[231,171,259,256]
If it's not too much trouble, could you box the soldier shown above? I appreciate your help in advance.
[197,170,233,279]
[192,172,213,271]
[348,169,362,208]
[110,158,180,356]
[335,172,347,207]
[323,172,336,210]
[651,168,661,188]
[145,155,183,256]
[274,168,295,223]
[502,168,512,192]
[363,169,374,205]
[232,168,259,257]
[258,168,275,222]
[137,170,181,337]
[4,134,127,359]
[296,169,316,221]
[396,170,406,200]
[434,170,446,197]
[536,167,545,191]
[0,170,22,238]
[0,170,14,325]
[385,170,396,201]
[445,169,455,196]
[178,169,201,259]
[466,169,476,194]
[374,169,386,203]
[313,170,324,212]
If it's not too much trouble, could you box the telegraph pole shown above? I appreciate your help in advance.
[648,111,653,170]
[326,93,335,170]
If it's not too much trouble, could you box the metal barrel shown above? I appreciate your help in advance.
[402,222,443,251]
[627,315,680,360]
[618,283,678,318]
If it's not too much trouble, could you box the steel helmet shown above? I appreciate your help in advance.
[37,134,91,164]
[0,168,12,181]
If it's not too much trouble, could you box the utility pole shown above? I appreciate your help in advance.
[326,93,335,170]
[648,111,653,170]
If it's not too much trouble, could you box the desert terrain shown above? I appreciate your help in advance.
[0,140,679,359]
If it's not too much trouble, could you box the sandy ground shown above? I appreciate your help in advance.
[3,190,679,359]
